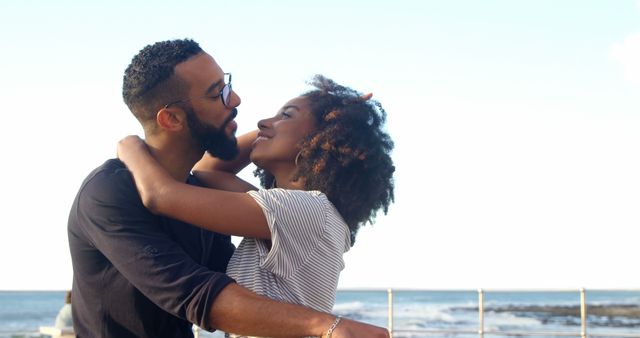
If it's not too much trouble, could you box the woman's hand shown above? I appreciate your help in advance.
[116,135,166,212]
[117,135,147,164]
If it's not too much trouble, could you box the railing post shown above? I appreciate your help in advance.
[387,288,394,338]
[580,288,587,338]
[193,325,200,338]
[478,288,484,338]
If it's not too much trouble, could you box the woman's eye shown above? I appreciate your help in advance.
[281,111,292,119]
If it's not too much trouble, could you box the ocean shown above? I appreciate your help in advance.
[1,289,639,338]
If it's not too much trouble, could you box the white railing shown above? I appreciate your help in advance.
[386,288,640,338]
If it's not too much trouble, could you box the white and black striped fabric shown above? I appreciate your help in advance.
[225,188,351,337]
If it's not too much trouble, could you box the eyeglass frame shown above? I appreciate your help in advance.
[163,73,232,109]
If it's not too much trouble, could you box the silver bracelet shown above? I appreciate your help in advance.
[325,316,342,338]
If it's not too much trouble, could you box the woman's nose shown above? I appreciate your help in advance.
[257,118,269,130]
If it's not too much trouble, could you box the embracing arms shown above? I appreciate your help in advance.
[117,134,271,239]
[74,163,388,338]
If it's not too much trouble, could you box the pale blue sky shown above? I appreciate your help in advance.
[1,0,639,290]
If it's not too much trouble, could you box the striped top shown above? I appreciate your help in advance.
[225,188,351,337]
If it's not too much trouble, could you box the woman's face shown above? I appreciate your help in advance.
[250,96,316,174]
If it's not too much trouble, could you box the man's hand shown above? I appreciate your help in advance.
[329,317,390,338]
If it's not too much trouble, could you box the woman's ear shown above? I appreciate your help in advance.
[156,107,186,132]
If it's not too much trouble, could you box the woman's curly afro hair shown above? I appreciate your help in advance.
[254,75,395,245]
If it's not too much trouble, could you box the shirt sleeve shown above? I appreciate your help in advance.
[75,164,234,331]
[247,188,330,278]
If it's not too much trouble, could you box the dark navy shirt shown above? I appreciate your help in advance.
[68,159,235,338]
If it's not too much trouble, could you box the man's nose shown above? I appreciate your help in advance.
[229,90,241,107]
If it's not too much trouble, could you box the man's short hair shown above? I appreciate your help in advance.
[122,39,203,127]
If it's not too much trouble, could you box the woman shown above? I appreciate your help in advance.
[118,75,395,337]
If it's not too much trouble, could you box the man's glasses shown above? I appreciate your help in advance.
[163,73,232,109]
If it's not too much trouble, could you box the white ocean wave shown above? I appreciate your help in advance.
[332,300,366,312]
[485,311,542,329]
[395,306,456,322]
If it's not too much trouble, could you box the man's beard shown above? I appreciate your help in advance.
[185,106,239,161]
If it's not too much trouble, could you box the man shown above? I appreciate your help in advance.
[68,39,388,338]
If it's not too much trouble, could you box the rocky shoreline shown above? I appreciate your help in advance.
[487,304,640,319]
[479,304,640,328]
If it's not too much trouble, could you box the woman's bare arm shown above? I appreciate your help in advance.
[191,130,259,192]
[194,129,257,174]
[117,135,270,239]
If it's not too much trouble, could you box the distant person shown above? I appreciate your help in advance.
[118,75,396,337]
[54,291,73,329]
[68,38,389,338]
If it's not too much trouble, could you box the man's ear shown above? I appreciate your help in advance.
[156,107,186,132]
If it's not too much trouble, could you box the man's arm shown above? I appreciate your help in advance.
[210,283,390,338]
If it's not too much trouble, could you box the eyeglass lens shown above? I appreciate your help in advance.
[222,74,232,107]
[221,85,231,106]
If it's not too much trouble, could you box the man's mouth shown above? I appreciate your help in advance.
[221,109,238,134]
